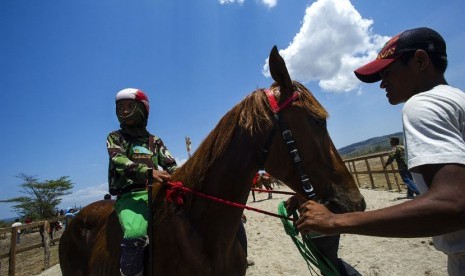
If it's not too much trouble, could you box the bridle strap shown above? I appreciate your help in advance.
[262,89,316,200]
[265,89,300,113]
[258,116,277,169]
[277,113,316,200]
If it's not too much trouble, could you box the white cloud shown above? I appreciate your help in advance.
[261,0,277,8]
[175,157,188,167]
[262,0,390,93]
[219,0,245,5]
[61,183,108,209]
[219,0,276,8]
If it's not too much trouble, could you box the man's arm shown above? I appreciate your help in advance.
[295,163,465,237]
[384,148,396,168]
[155,137,177,174]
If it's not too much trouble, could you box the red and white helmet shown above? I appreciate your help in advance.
[115,88,150,115]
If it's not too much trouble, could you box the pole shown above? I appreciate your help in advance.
[147,168,154,276]
[185,136,192,158]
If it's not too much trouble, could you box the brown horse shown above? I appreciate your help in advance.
[59,46,366,276]
[252,173,273,200]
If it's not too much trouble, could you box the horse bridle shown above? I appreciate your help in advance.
[259,88,326,200]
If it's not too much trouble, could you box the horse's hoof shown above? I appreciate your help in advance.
[247,258,255,267]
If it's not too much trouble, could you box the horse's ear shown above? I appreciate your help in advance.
[269,45,293,98]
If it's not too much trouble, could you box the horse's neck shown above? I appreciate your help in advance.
[184,135,258,240]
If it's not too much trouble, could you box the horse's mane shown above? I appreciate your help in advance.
[155,81,327,220]
[172,88,273,189]
[172,81,328,190]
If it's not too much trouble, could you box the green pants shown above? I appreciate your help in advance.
[114,190,148,239]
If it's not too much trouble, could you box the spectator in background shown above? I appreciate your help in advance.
[64,207,77,228]
[23,216,32,234]
[49,221,59,245]
[384,137,420,198]
[104,193,112,200]
[11,218,22,244]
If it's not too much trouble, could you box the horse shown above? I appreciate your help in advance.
[252,173,274,201]
[59,46,366,276]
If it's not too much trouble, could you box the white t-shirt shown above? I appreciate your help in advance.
[403,84,465,254]
[12,221,22,233]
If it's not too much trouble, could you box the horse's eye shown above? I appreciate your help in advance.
[315,118,327,128]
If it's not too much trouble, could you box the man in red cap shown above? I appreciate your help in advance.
[293,27,465,275]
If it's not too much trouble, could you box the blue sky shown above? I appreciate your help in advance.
[1,0,464,220]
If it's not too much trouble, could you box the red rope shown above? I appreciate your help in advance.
[250,188,296,195]
[165,181,296,222]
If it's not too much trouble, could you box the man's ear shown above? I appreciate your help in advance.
[414,49,431,71]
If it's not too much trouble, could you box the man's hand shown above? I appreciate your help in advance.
[295,200,340,236]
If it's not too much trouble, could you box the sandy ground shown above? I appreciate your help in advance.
[37,187,447,276]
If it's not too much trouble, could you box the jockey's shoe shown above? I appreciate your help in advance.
[120,237,148,276]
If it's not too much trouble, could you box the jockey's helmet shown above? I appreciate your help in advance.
[115,88,150,116]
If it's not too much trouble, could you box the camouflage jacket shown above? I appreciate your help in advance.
[385,145,408,170]
[107,130,177,196]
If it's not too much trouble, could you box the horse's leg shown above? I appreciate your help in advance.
[252,189,256,202]
[265,182,273,199]
[311,235,347,275]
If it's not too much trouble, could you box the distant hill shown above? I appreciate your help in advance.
[338,132,404,158]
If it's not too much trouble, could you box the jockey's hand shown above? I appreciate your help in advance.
[151,170,172,183]
[295,200,340,236]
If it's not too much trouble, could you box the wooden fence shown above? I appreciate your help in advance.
[343,151,405,192]
[0,217,62,276]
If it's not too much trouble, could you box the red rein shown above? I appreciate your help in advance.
[164,181,297,222]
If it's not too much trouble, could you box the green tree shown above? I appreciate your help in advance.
[0,173,73,219]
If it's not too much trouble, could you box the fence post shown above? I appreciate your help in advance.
[364,159,375,189]
[380,156,393,190]
[351,161,361,186]
[43,221,51,269]
[9,226,18,276]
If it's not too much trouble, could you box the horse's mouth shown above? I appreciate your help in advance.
[323,200,344,214]
[323,197,366,214]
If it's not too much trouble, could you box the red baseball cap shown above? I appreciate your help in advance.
[354,27,447,83]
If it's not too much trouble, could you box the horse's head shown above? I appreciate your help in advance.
[261,46,366,213]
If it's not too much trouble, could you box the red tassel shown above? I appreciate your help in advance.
[165,182,185,205]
